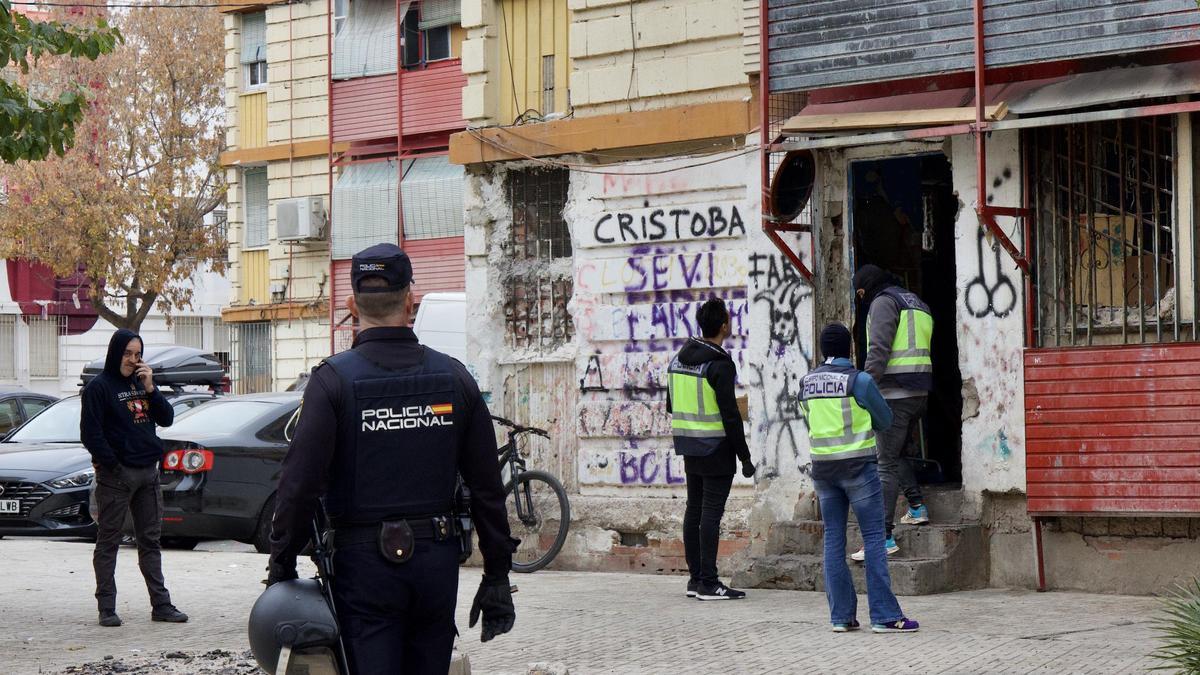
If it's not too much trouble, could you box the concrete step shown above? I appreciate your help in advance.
[768,521,979,560]
[734,548,987,596]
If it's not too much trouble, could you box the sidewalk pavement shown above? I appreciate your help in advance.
[0,537,1164,674]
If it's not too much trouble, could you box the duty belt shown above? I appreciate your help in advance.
[332,515,455,545]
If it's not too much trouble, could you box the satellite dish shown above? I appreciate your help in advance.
[770,150,815,222]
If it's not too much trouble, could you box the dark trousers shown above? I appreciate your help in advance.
[93,463,171,612]
[332,537,460,675]
[683,472,734,585]
[876,396,928,537]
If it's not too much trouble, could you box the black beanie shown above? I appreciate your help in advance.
[820,323,852,360]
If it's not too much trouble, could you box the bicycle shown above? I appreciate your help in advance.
[491,415,571,573]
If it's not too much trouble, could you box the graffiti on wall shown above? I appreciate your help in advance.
[581,443,686,486]
[965,227,1018,319]
[577,249,751,295]
[584,202,748,247]
[747,252,814,477]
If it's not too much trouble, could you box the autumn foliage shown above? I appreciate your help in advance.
[0,3,226,331]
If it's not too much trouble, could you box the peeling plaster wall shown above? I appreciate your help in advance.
[464,148,817,569]
[949,132,1027,514]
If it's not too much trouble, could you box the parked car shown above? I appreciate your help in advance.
[0,386,57,437]
[156,392,301,552]
[0,345,225,539]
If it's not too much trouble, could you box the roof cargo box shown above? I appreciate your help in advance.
[80,345,226,389]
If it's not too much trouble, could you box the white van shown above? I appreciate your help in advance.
[413,292,467,365]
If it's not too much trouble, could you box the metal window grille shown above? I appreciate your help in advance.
[212,318,232,370]
[173,316,204,350]
[233,322,271,394]
[0,315,15,379]
[509,168,571,260]
[1028,116,1182,347]
[212,209,228,243]
[243,167,269,248]
[28,316,63,378]
[541,55,555,114]
[505,275,574,350]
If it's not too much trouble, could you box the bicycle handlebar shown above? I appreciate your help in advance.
[490,414,550,438]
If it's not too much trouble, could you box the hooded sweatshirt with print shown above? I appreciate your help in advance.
[80,329,174,470]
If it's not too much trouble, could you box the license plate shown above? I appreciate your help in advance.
[0,499,19,514]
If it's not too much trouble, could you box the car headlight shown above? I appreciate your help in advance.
[48,468,95,489]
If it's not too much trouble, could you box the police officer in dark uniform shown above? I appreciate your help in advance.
[266,243,517,674]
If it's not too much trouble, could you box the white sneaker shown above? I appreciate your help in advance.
[850,537,899,561]
[900,504,930,526]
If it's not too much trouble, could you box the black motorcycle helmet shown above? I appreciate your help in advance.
[248,578,340,674]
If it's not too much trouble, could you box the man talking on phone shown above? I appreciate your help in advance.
[81,329,188,627]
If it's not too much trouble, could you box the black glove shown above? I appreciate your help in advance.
[468,575,515,642]
[741,461,756,478]
[264,558,298,587]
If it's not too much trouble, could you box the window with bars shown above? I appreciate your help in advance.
[509,168,571,259]
[28,317,62,378]
[505,275,574,350]
[0,315,14,379]
[173,316,204,350]
[213,318,232,370]
[234,322,271,394]
[243,167,269,249]
[1027,116,1188,347]
[240,12,267,90]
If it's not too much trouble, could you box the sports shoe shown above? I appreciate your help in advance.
[900,504,930,525]
[832,620,861,633]
[872,618,919,633]
[686,580,698,598]
[98,610,122,627]
[850,537,900,561]
[695,582,746,601]
[151,605,189,623]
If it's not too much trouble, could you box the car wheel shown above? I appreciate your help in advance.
[161,537,200,550]
[253,494,276,554]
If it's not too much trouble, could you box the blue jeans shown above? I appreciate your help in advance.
[813,461,904,626]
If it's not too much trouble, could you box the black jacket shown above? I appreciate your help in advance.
[667,337,751,476]
[269,327,514,579]
[79,329,174,469]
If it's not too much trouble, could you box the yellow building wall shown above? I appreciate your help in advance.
[239,249,270,305]
[497,0,569,125]
[238,92,268,148]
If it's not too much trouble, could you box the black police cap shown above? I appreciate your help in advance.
[351,243,413,293]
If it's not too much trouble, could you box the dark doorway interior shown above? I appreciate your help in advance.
[849,153,963,485]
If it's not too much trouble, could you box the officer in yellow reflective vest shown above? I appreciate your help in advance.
[852,264,933,562]
[801,323,918,633]
[667,298,754,601]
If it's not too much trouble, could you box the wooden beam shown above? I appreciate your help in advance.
[221,299,329,323]
[220,139,332,166]
[448,101,755,165]
[217,0,289,14]
[782,104,1008,134]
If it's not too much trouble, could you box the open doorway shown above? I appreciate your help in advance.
[849,153,963,485]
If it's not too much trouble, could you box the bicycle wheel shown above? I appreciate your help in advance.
[506,469,570,573]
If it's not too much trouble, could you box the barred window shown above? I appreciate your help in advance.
[509,168,571,259]
[173,316,204,350]
[234,322,271,394]
[0,315,15,379]
[28,317,62,378]
[1028,116,1182,346]
[505,276,574,350]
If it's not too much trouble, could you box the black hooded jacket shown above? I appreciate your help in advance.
[667,337,751,476]
[80,329,174,469]
[852,264,898,369]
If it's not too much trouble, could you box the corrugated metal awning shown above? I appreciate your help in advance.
[331,160,398,260]
[778,62,1200,152]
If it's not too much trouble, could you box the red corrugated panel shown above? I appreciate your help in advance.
[331,61,465,144]
[405,236,464,300]
[332,75,399,143]
[400,60,466,136]
[1025,343,1200,516]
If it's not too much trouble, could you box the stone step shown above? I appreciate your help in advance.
[734,549,987,596]
[768,520,981,560]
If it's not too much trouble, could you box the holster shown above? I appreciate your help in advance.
[379,520,415,564]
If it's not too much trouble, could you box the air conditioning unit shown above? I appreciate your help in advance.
[277,196,327,242]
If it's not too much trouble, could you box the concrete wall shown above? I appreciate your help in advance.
[461,0,752,126]
[464,148,816,571]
